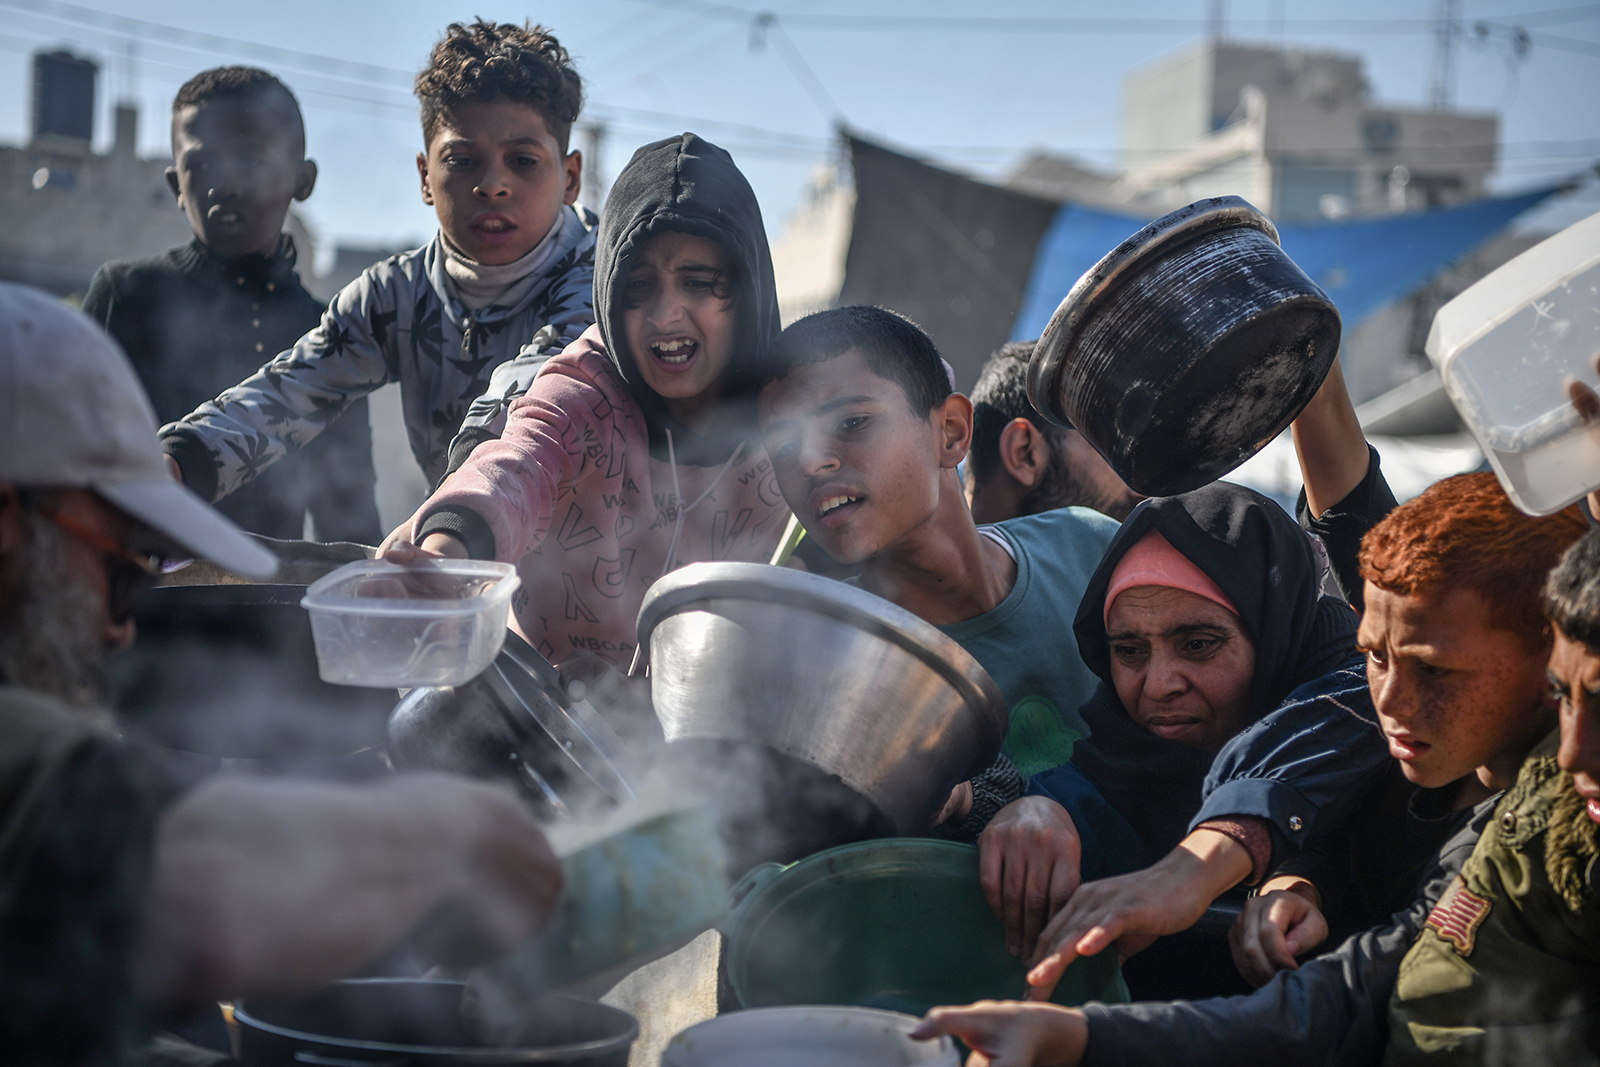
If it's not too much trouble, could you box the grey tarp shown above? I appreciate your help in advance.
[837,134,1058,389]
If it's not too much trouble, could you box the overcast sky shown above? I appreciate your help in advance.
[2,0,1596,265]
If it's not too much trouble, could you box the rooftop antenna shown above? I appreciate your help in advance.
[1429,0,1461,110]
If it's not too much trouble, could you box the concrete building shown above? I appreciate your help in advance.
[1115,40,1498,220]
[0,51,194,297]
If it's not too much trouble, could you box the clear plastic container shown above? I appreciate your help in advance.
[1427,210,1600,515]
[300,559,519,687]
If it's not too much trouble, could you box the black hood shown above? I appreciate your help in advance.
[595,133,780,466]
[1073,481,1358,722]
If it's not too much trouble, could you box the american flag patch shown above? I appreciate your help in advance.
[1425,877,1491,956]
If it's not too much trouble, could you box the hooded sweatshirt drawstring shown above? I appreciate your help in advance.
[661,427,747,577]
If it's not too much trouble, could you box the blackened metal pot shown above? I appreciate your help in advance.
[232,979,636,1066]
[1027,196,1341,496]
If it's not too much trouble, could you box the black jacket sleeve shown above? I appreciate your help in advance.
[1296,444,1398,612]
[1079,800,1494,1067]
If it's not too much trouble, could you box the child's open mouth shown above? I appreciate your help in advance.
[651,339,698,366]
[814,492,865,527]
[470,214,518,243]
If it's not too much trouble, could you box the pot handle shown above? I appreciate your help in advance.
[294,1053,409,1067]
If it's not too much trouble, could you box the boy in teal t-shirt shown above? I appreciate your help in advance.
[757,305,1117,786]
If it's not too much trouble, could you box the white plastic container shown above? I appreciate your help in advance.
[300,559,519,687]
[1427,210,1600,515]
[660,1006,958,1067]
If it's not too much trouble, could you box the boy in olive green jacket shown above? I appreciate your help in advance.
[1384,528,1600,1064]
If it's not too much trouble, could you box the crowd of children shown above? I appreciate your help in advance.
[36,12,1600,1066]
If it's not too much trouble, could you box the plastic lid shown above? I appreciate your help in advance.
[301,558,518,616]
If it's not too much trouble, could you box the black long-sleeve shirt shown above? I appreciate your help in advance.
[83,237,380,544]
[1079,797,1496,1067]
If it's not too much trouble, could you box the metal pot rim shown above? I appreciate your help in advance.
[232,980,638,1062]
[636,562,1005,729]
[1026,195,1281,429]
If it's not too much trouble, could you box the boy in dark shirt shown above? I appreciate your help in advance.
[83,67,380,544]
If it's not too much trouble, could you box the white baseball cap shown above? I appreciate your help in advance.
[0,282,278,579]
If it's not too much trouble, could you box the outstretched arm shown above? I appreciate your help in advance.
[914,1001,1088,1067]
[1024,828,1253,1000]
[160,283,392,504]
[129,773,561,1015]
[1291,355,1369,521]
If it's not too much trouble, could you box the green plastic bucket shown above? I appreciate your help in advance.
[722,838,1129,1016]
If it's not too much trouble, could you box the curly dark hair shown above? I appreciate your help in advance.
[1545,527,1600,651]
[171,66,304,147]
[415,19,583,151]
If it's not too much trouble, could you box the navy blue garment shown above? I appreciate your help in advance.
[1028,762,1153,881]
[1191,656,1386,853]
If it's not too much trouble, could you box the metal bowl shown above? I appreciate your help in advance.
[1027,196,1341,496]
[635,562,1007,836]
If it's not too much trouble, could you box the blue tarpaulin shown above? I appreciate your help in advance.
[1010,186,1563,341]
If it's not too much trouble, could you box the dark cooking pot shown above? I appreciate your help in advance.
[232,979,637,1066]
[386,631,645,821]
[1027,195,1341,496]
[111,583,395,760]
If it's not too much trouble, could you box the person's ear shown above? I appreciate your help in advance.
[294,158,318,203]
[935,393,974,470]
[563,149,582,207]
[164,167,182,205]
[998,417,1050,489]
[417,152,434,206]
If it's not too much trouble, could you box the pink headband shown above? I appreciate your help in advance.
[1103,529,1240,627]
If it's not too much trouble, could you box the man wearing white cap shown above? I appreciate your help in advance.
[0,282,563,1065]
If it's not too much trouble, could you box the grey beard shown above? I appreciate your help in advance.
[0,513,111,708]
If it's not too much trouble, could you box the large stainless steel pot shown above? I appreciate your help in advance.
[1028,195,1341,496]
[232,979,636,1065]
[635,563,1007,840]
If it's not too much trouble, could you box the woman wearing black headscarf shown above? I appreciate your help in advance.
[1069,481,1363,856]
[982,483,1391,1000]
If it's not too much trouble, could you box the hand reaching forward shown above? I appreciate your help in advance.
[1024,828,1253,1000]
[1229,877,1328,988]
[978,797,1082,961]
[913,1001,1088,1067]
[379,530,470,561]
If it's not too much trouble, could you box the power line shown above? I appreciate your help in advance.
[748,12,844,120]
[626,0,1600,37]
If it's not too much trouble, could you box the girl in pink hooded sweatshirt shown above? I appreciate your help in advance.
[390,134,788,667]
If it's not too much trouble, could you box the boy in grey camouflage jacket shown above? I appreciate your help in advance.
[160,20,596,505]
